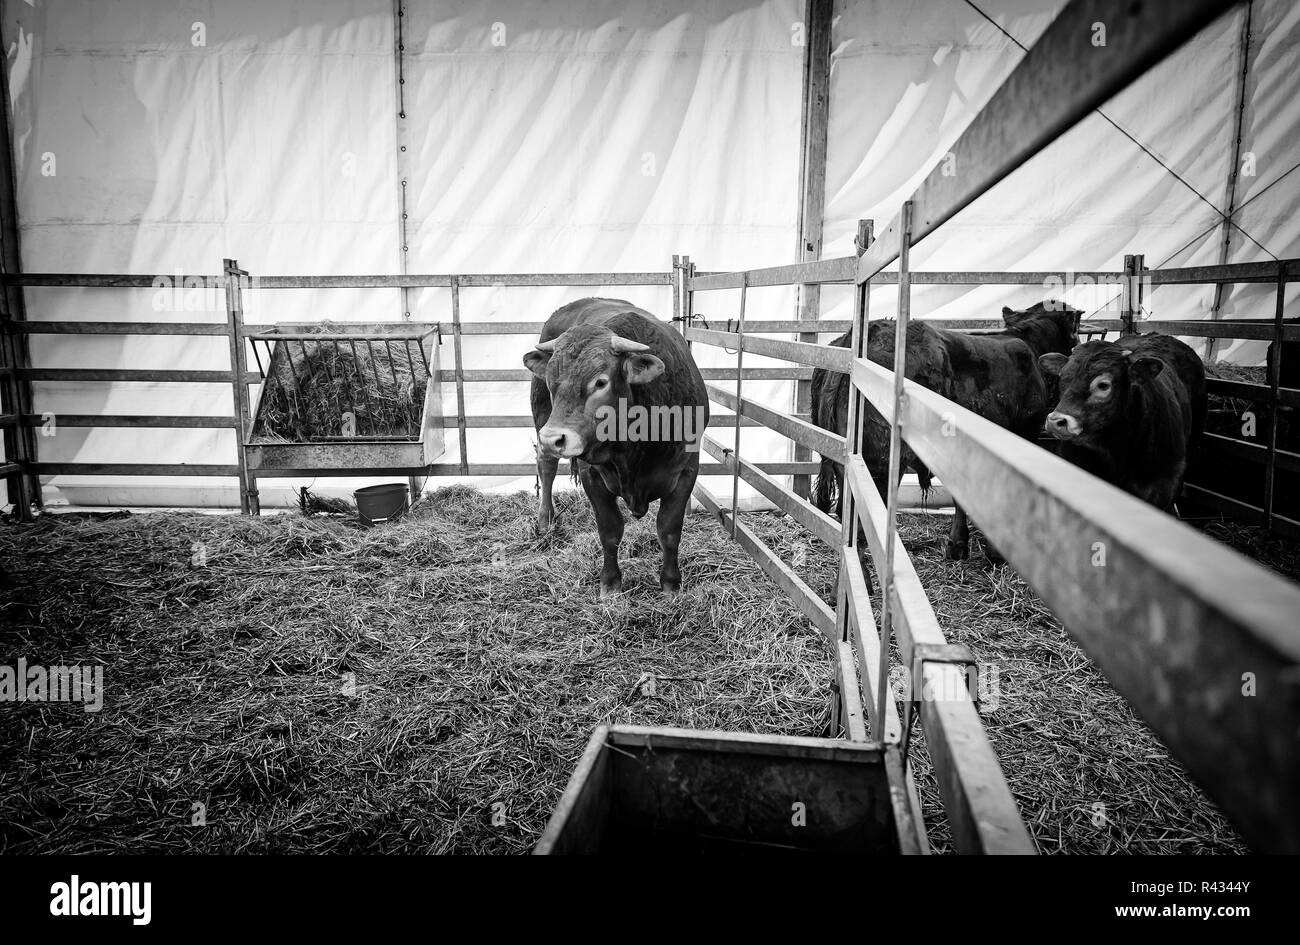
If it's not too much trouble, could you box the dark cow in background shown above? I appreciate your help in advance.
[811,302,1080,559]
[525,298,708,596]
[1039,333,1206,511]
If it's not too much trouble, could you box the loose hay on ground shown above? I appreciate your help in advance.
[0,491,1264,853]
[0,488,832,854]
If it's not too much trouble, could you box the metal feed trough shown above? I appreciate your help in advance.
[535,726,922,855]
[244,321,445,471]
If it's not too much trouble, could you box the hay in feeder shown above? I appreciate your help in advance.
[251,323,430,442]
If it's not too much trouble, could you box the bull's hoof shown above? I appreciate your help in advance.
[944,538,969,560]
[535,513,553,536]
[600,577,623,598]
[660,579,681,597]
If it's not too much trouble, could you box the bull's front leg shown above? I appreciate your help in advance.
[581,467,625,596]
[536,447,558,534]
[655,464,698,595]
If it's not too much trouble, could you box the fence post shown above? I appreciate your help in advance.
[223,259,255,514]
[1264,261,1286,531]
[1120,254,1138,335]
[877,203,914,736]
[832,218,873,738]
[449,275,469,476]
[729,273,748,538]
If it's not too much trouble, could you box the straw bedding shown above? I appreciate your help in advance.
[0,487,1270,854]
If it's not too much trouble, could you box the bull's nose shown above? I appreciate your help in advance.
[1045,411,1076,437]
[539,426,584,458]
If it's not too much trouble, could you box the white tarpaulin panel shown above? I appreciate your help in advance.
[5,0,802,508]
[4,0,1299,509]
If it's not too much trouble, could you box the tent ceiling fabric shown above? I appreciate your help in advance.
[4,0,1297,508]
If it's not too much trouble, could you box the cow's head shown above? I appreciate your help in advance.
[1002,301,1082,355]
[523,323,665,459]
[1038,340,1164,445]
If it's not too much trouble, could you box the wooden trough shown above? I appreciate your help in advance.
[535,726,922,855]
[243,321,444,472]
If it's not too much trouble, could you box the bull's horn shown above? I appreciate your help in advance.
[610,334,650,354]
[534,338,558,352]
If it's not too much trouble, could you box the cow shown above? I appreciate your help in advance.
[1038,333,1206,511]
[811,301,1080,560]
[524,298,708,596]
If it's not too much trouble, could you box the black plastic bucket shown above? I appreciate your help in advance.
[353,483,410,526]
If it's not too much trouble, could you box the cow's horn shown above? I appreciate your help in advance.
[610,334,650,354]
[534,338,557,352]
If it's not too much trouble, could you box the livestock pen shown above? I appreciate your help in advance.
[2,0,1299,856]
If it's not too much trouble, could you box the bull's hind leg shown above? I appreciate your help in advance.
[580,467,625,596]
[656,465,697,595]
[945,505,971,560]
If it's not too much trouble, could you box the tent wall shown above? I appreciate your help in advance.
[3,0,1298,509]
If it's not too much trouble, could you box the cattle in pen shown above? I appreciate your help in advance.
[1038,332,1206,511]
[811,302,1081,560]
[525,298,708,596]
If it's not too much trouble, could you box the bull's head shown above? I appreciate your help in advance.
[1038,341,1164,445]
[1002,301,1082,354]
[523,324,665,458]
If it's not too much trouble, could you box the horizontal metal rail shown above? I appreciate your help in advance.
[857,0,1239,285]
[19,368,262,385]
[1147,261,1300,285]
[1182,484,1300,542]
[705,383,845,461]
[440,367,815,383]
[13,321,228,336]
[2,272,674,289]
[685,326,852,372]
[35,463,241,476]
[20,414,238,429]
[1206,377,1300,408]
[1201,432,1300,473]
[853,353,1300,853]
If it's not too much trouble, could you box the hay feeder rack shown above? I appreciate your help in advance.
[244,321,445,474]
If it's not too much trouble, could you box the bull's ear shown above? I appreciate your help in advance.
[1129,356,1164,384]
[1038,353,1067,377]
[623,352,665,385]
[1001,306,1022,325]
[523,348,552,378]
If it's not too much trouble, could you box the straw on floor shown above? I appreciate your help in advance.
[0,486,1264,853]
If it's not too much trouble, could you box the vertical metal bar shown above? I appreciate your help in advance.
[842,220,874,549]
[730,274,749,538]
[1264,262,1285,531]
[364,340,386,432]
[671,254,682,329]
[223,259,253,515]
[403,338,420,437]
[450,275,469,475]
[0,29,37,519]
[347,339,374,436]
[834,220,873,742]
[314,338,346,434]
[1120,254,1137,335]
[876,203,913,738]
